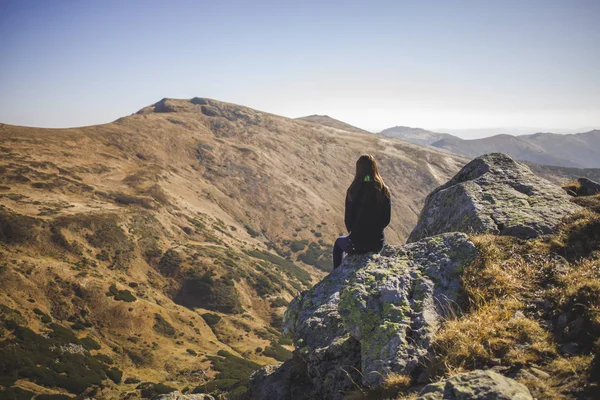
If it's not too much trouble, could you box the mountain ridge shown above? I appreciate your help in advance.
[295,114,371,134]
[379,126,459,146]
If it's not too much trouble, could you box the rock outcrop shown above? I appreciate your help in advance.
[248,153,584,399]
[575,177,600,196]
[408,153,581,242]
[418,369,533,400]
[248,233,478,399]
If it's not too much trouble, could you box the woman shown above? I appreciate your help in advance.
[333,154,391,269]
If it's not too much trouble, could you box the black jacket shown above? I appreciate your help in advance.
[344,182,391,252]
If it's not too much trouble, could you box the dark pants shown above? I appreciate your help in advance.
[333,235,354,269]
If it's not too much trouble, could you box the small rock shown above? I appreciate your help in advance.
[530,367,551,380]
[561,342,581,355]
[530,299,552,311]
[513,369,537,381]
[489,358,502,366]
[556,313,569,331]
[564,317,585,340]
[418,369,533,399]
[513,311,525,319]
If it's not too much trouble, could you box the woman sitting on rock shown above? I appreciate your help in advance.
[333,154,391,269]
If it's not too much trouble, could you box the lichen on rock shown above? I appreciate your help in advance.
[418,369,533,400]
[408,153,581,242]
[249,233,478,399]
[249,153,585,399]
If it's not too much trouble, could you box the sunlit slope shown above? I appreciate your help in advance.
[0,97,468,398]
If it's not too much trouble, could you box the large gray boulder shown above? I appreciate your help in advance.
[248,233,478,399]
[408,153,581,242]
[418,369,533,400]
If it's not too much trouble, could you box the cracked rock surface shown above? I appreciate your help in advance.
[248,233,478,399]
[408,153,581,242]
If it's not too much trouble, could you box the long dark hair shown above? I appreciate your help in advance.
[347,154,390,202]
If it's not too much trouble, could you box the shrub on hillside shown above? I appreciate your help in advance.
[158,249,183,277]
[246,249,311,285]
[270,297,288,308]
[193,350,261,396]
[153,314,176,337]
[138,382,177,399]
[201,313,222,327]
[0,315,116,395]
[263,341,292,362]
[174,270,243,314]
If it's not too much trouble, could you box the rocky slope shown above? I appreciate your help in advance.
[249,153,598,399]
[0,97,470,399]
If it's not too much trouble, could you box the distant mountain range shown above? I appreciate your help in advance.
[379,126,459,146]
[379,126,600,168]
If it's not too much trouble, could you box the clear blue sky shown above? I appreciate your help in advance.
[1,0,599,136]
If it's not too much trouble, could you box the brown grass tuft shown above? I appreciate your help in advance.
[433,299,555,372]
[381,373,412,397]
[562,180,582,196]
[431,195,600,398]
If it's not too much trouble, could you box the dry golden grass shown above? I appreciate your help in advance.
[553,258,600,327]
[517,355,594,400]
[430,194,600,399]
[393,394,418,400]
[433,299,555,371]
[381,373,411,393]
[562,180,582,196]
[342,373,413,400]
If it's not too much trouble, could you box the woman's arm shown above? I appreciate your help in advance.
[381,195,391,229]
[344,192,353,233]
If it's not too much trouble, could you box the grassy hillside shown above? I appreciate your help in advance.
[0,97,469,399]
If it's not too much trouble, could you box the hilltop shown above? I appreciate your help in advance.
[295,114,372,135]
[0,97,470,399]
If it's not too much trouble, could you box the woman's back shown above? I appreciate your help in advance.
[345,182,391,252]
[333,154,391,269]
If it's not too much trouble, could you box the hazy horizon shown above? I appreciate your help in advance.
[1,1,599,139]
